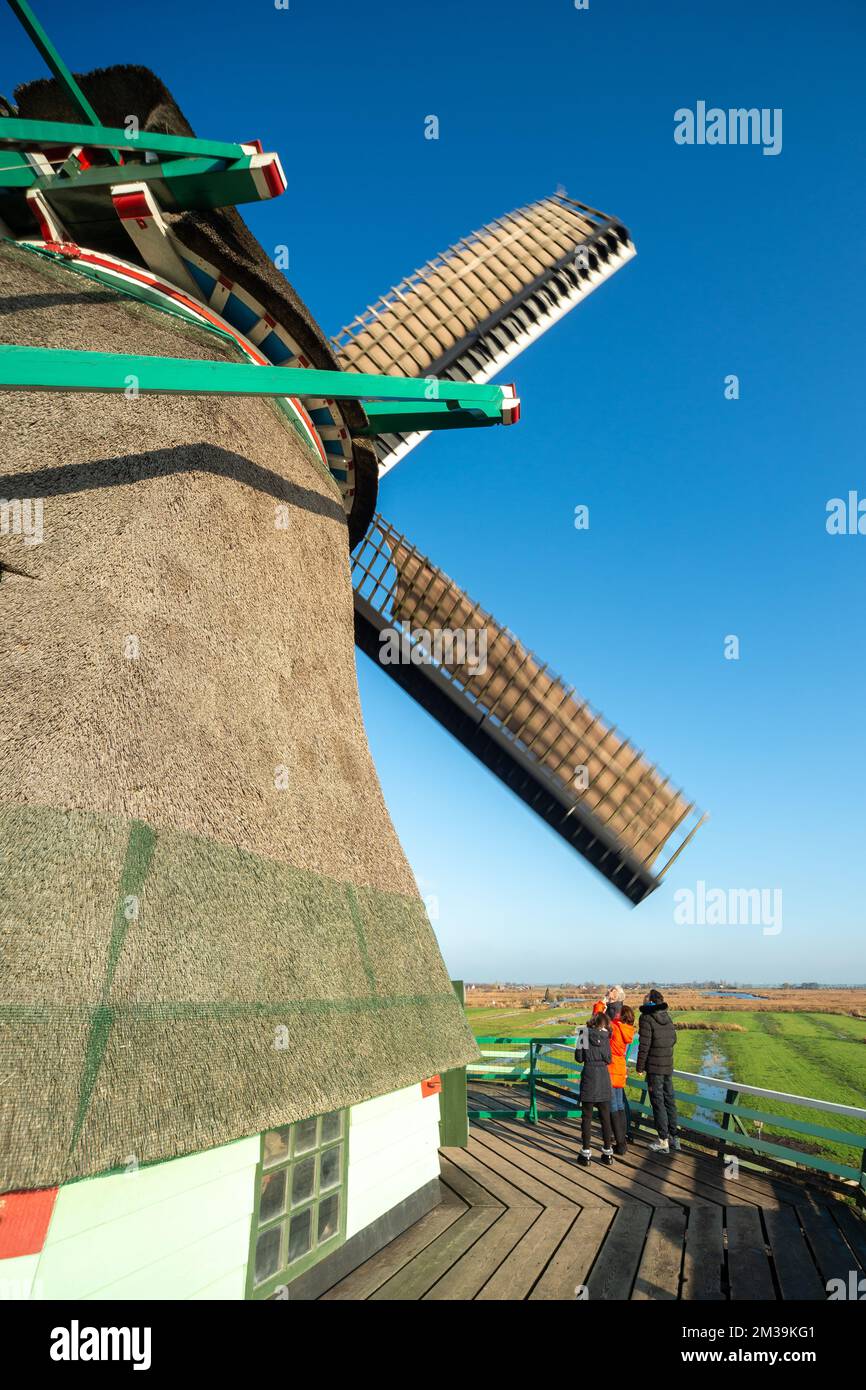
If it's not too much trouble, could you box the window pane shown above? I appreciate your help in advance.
[291,1154,316,1206]
[320,1146,341,1191]
[259,1168,287,1225]
[254,1225,282,1285]
[263,1128,290,1167]
[320,1111,343,1144]
[318,1193,340,1244]
[288,1207,312,1264]
[294,1116,318,1153]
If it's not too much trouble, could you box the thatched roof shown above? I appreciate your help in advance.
[0,241,477,1190]
[13,65,378,547]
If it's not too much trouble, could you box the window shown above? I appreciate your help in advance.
[248,1109,348,1298]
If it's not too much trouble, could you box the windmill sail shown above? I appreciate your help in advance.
[353,518,704,905]
[333,192,635,475]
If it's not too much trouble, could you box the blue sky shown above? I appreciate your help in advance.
[4,0,865,982]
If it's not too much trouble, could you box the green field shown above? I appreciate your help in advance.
[466,1006,866,1169]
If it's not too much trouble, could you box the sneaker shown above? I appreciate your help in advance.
[614,1142,628,1156]
[577,1149,592,1167]
[649,1138,670,1153]
[600,1149,615,1167]
[670,1136,681,1152]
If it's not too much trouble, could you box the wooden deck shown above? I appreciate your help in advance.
[320,1086,866,1301]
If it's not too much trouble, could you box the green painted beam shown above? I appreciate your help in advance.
[359,400,505,435]
[5,0,121,164]
[32,153,269,215]
[0,150,39,188]
[475,1036,572,1044]
[0,346,515,417]
[0,115,254,164]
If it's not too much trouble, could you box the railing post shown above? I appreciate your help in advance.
[717,1086,738,1164]
[637,1079,650,1136]
[721,1087,738,1130]
[859,1146,866,1212]
[528,1041,538,1125]
[438,980,469,1147]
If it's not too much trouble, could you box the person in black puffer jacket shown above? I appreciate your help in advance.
[574,1012,615,1166]
[636,989,680,1153]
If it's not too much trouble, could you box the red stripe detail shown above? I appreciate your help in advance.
[36,244,332,475]
[112,189,152,224]
[261,156,286,199]
[0,1188,58,1259]
[43,241,81,258]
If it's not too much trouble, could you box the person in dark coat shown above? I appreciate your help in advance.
[574,1011,615,1166]
[636,989,680,1152]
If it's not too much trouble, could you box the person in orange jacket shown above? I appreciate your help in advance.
[608,1004,635,1154]
[592,987,633,1151]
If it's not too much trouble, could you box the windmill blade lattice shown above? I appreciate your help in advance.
[352,517,704,905]
[333,192,635,477]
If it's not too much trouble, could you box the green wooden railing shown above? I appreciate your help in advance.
[468,1035,866,1202]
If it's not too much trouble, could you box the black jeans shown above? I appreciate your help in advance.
[581,1100,614,1150]
[647,1073,678,1140]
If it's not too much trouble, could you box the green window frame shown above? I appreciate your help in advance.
[246,1109,349,1299]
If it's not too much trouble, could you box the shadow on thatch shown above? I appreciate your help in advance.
[0,291,121,315]
[0,443,347,523]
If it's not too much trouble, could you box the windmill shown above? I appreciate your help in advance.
[336,199,705,904]
[0,0,704,1233]
[0,8,703,926]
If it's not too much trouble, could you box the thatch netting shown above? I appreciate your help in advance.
[0,243,477,1191]
[385,529,693,870]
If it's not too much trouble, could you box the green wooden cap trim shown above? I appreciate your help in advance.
[0,114,254,164]
[11,239,237,340]
[29,153,273,216]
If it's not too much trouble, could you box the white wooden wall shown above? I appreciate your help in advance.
[345,1083,442,1240]
[2,1082,441,1299]
[5,1137,259,1301]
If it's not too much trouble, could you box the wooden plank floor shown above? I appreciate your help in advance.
[320,1086,866,1302]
